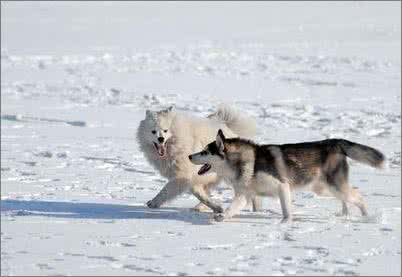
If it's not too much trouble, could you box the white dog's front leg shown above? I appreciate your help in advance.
[192,185,223,214]
[147,179,189,208]
[214,193,248,222]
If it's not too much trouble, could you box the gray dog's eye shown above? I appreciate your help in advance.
[152,130,156,134]
[164,130,168,133]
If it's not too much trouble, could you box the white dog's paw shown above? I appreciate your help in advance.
[213,213,225,222]
[146,200,160,209]
[192,203,211,212]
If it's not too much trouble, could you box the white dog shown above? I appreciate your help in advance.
[136,105,258,212]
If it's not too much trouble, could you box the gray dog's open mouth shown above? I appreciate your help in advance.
[153,142,167,158]
[198,164,211,175]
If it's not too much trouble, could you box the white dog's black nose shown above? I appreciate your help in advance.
[158,137,164,143]
[188,155,192,160]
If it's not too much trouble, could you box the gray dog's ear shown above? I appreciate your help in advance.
[158,106,175,115]
[217,129,225,140]
[158,106,174,115]
[146,110,156,118]
[216,129,226,154]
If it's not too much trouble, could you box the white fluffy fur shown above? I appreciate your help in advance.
[136,105,256,209]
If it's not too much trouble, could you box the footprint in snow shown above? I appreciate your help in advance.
[86,255,119,262]
[36,263,54,270]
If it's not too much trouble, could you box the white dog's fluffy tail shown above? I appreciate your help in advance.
[208,104,256,138]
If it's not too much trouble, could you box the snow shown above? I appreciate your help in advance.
[1,2,401,276]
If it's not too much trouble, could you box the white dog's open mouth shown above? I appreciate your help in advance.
[198,164,211,175]
[153,142,167,158]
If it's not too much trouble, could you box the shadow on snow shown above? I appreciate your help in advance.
[0,199,338,225]
[0,199,216,225]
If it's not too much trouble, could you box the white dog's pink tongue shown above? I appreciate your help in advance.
[154,143,166,157]
[158,145,165,156]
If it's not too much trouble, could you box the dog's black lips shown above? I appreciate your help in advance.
[198,164,211,175]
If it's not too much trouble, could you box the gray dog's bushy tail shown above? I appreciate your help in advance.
[339,139,385,169]
[208,104,256,138]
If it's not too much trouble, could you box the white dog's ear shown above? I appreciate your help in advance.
[216,129,225,154]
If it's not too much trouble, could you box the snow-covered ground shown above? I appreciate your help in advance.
[1,2,401,276]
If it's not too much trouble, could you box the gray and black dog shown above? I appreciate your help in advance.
[189,130,385,222]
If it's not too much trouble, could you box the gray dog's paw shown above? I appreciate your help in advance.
[213,213,225,222]
[146,200,160,209]
[280,216,293,224]
[213,206,224,214]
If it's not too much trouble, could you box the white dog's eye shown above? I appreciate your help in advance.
[164,130,168,133]
[152,130,156,134]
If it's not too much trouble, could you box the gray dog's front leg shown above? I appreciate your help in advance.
[147,179,189,208]
[214,193,248,222]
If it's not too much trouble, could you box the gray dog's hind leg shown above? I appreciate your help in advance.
[269,146,293,223]
[278,183,293,223]
[147,179,189,208]
[251,196,262,212]
[336,201,349,217]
